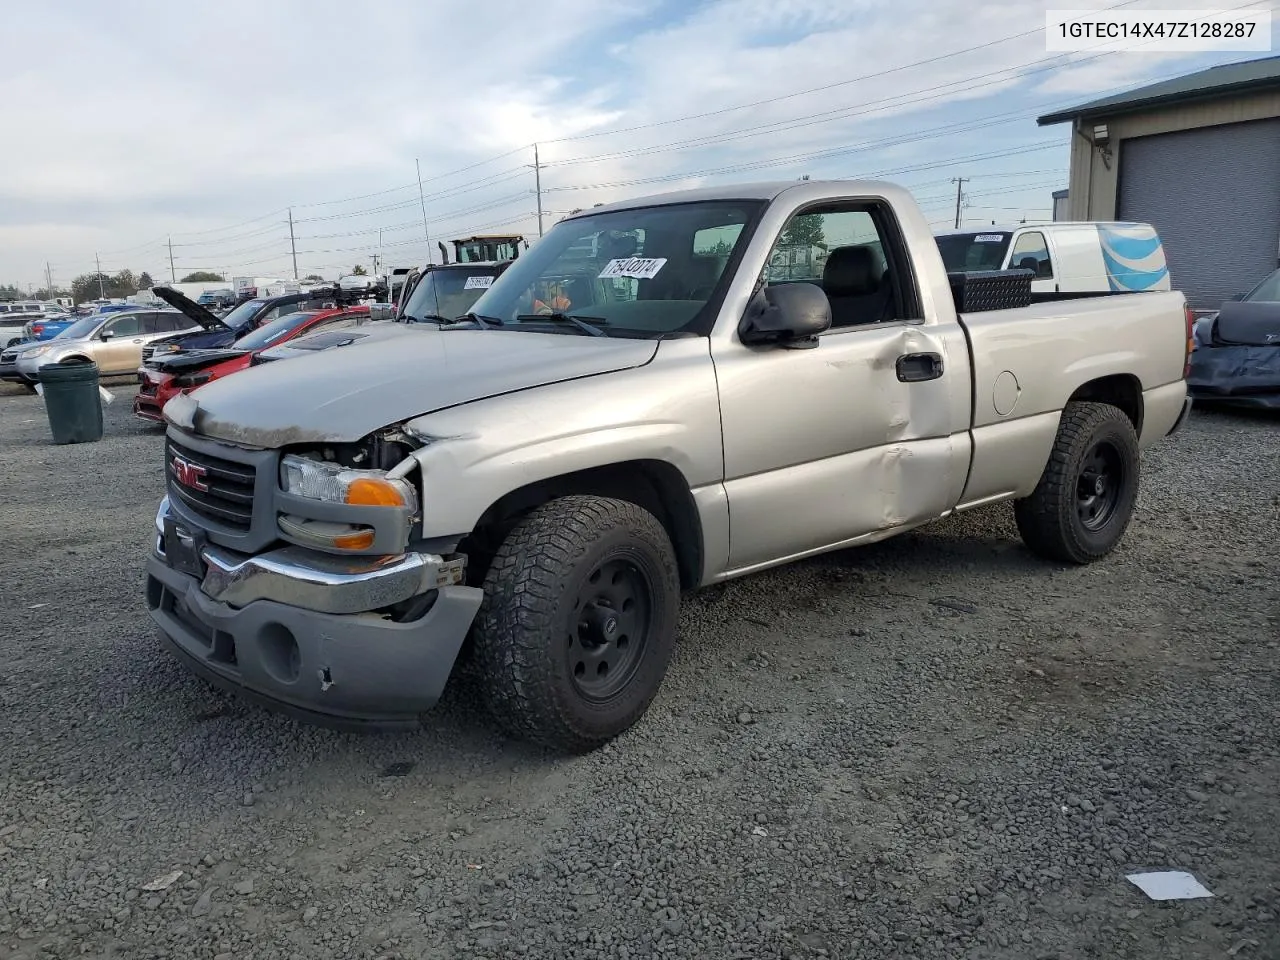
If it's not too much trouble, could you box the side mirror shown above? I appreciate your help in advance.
[1229,292,1246,301]
[739,283,831,349]
[99,330,115,340]
[1015,256,1039,273]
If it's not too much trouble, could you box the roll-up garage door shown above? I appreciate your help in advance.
[1117,118,1280,309]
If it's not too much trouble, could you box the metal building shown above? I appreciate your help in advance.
[1038,56,1280,309]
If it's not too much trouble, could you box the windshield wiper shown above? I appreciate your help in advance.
[442,311,503,330]
[401,312,451,324]
[514,313,608,337]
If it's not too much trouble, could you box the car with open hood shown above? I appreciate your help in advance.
[134,305,371,422]
[1187,268,1280,410]
[138,285,345,374]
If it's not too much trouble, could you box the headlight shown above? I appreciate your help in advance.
[280,455,417,510]
[26,345,51,358]
[173,371,212,388]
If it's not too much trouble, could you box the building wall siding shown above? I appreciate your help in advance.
[1062,89,1280,220]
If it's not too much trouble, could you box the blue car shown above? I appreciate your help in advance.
[26,302,135,342]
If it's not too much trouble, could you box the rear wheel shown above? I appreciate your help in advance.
[1014,401,1140,564]
[472,495,680,752]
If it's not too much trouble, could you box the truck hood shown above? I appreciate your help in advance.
[172,330,659,447]
[151,285,227,330]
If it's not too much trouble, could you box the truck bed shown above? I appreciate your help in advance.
[954,290,1189,510]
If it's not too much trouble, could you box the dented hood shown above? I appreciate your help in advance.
[173,329,659,446]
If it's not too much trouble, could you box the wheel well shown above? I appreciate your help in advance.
[59,355,91,364]
[1067,374,1143,435]
[462,460,704,590]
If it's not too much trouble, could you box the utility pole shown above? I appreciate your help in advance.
[378,228,384,282]
[951,177,969,229]
[45,262,53,297]
[168,237,176,283]
[415,159,431,264]
[533,143,545,238]
[288,208,298,280]
[95,253,105,299]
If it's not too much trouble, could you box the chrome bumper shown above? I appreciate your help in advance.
[154,497,464,614]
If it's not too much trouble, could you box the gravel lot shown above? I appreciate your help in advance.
[1,381,1277,960]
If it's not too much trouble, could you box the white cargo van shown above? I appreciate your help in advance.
[935,222,1171,296]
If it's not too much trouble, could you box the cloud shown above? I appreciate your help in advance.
[0,0,1254,286]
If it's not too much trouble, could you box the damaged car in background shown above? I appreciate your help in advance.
[133,304,371,423]
[1188,268,1280,410]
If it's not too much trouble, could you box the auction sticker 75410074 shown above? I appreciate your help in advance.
[599,257,667,280]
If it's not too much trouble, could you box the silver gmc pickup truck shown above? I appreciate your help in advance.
[146,179,1194,751]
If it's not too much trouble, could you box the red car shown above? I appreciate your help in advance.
[134,304,370,423]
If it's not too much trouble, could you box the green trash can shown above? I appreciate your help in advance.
[38,359,104,444]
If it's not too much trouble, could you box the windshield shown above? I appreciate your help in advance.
[219,298,267,331]
[234,311,320,350]
[935,232,1012,272]
[59,316,103,339]
[402,268,499,321]
[466,200,764,337]
[1245,269,1280,302]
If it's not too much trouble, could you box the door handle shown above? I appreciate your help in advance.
[896,352,944,382]
[132,338,144,343]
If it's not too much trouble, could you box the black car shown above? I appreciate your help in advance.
[1188,269,1280,411]
[139,285,344,373]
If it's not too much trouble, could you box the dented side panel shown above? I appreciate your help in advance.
[712,320,972,574]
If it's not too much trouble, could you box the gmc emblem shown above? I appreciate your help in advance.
[171,456,209,492]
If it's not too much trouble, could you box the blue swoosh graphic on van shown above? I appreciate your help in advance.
[1099,226,1169,291]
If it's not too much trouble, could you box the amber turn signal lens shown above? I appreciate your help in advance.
[332,529,376,550]
[345,477,406,507]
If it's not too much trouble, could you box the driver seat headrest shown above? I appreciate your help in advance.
[823,245,881,297]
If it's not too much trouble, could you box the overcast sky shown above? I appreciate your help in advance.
[0,0,1269,290]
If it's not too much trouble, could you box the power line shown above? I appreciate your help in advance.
[540,0,1148,146]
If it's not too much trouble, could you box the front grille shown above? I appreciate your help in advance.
[166,437,257,531]
[140,382,158,397]
[1,351,15,364]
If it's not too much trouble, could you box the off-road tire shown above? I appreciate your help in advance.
[472,495,680,752]
[1015,401,1140,564]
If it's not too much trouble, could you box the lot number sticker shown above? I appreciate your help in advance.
[599,257,667,280]
[974,234,1005,243]
[463,275,494,290]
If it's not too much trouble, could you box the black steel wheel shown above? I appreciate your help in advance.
[1015,401,1141,564]
[569,558,653,702]
[473,495,680,752]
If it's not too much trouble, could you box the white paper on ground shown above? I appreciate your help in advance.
[33,382,43,397]
[99,386,114,404]
[1126,871,1214,900]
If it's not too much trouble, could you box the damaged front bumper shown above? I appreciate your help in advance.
[145,497,483,728]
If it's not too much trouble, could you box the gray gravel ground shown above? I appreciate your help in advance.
[1,381,1278,960]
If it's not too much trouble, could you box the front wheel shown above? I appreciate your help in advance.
[472,495,681,752]
[1014,401,1141,564]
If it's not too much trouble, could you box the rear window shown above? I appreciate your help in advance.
[936,232,1011,272]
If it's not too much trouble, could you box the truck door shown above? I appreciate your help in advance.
[711,201,973,575]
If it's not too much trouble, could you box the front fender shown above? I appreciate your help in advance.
[400,338,725,542]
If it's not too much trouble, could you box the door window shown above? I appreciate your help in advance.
[765,207,897,327]
[1009,232,1053,278]
[103,314,143,337]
